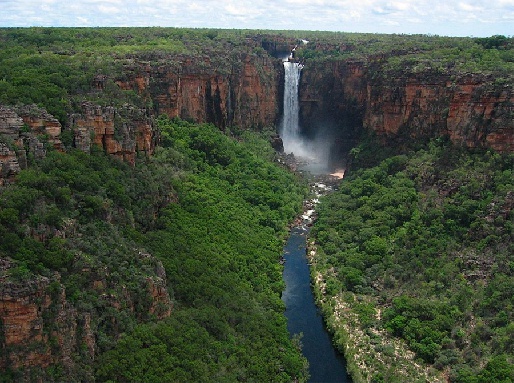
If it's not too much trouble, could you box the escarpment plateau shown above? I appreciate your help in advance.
[1,30,513,380]
[112,48,513,154]
[2,38,512,181]
[114,52,282,130]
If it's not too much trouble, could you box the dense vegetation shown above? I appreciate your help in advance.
[1,26,513,382]
[1,28,513,126]
[0,117,308,382]
[0,27,269,123]
[292,33,514,81]
[311,139,514,382]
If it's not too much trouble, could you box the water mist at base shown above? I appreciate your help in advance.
[280,60,345,178]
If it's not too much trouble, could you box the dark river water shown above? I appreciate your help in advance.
[282,226,352,383]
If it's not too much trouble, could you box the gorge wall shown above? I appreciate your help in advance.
[2,49,512,187]
[1,49,283,182]
[114,51,282,130]
[109,50,513,155]
[0,253,173,381]
[299,58,513,154]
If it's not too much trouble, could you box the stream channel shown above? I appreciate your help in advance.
[281,179,352,383]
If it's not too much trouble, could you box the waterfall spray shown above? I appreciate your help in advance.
[279,58,345,177]
[280,59,324,165]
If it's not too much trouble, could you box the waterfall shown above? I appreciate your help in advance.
[280,61,304,155]
[279,53,345,177]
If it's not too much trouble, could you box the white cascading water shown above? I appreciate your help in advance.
[280,60,304,154]
[280,58,345,178]
[280,60,327,167]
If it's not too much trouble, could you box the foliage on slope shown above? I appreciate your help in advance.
[311,139,513,382]
[1,28,513,127]
[96,118,308,382]
[293,32,514,81]
[0,117,308,382]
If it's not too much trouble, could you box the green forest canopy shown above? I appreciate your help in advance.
[312,140,514,382]
[1,27,513,123]
[0,118,308,382]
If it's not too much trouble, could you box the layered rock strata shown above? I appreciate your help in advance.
[0,105,60,185]
[300,60,513,153]
[0,255,172,379]
[69,102,155,165]
[115,53,282,130]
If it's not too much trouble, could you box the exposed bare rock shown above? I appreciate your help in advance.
[69,101,155,165]
[0,143,21,185]
[147,276,173,319]
[300,60,514,154]
[0,260,53,371]
[115,52,281,130]
[0,104,65,184]
[270,133,284,152]
[0,250,173,376]
[15,104,63,151]
[0,105,24,141]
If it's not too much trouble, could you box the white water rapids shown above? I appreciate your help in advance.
[280,61,306,157]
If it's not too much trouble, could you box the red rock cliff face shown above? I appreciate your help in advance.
[115,53,281,130]
[0,261,54,372]
[300,60,514,153]
[0,105,64,185]
[69,102,155,165]
[0,254,173,380]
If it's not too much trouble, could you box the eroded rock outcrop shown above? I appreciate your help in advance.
[0,253,173,379]
[0,143,21,186]
[69,102,155,165]
[0,260,54,371]
[16,105,63,152]
[0,105,60,184]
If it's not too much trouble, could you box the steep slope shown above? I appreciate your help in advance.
[299,58,513,155]
[311,141,514,382]
[115,52,281,130]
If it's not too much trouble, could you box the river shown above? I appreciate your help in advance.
[282,225,352,383]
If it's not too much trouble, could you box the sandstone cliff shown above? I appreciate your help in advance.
[0,252,173,381]
[0,105,61,185]
[69,101,155,165]
[114,52,282,130]
[300,59,514,153]
[0,101,157,185]
[1,34,513,381]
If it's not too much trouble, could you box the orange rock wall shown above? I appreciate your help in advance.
[300,60,514,153]
[0,105,63,185]
[0,272,53,371]
[0,255,173,377]
[70,102,155,165]
[116,54,281,130]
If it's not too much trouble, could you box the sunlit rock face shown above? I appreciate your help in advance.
[0,254,173,379]
[298,59,513,154]
[0,105,63,185]
[365,71,514,153]
[69,102,155,165]
[115,53,282,131]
